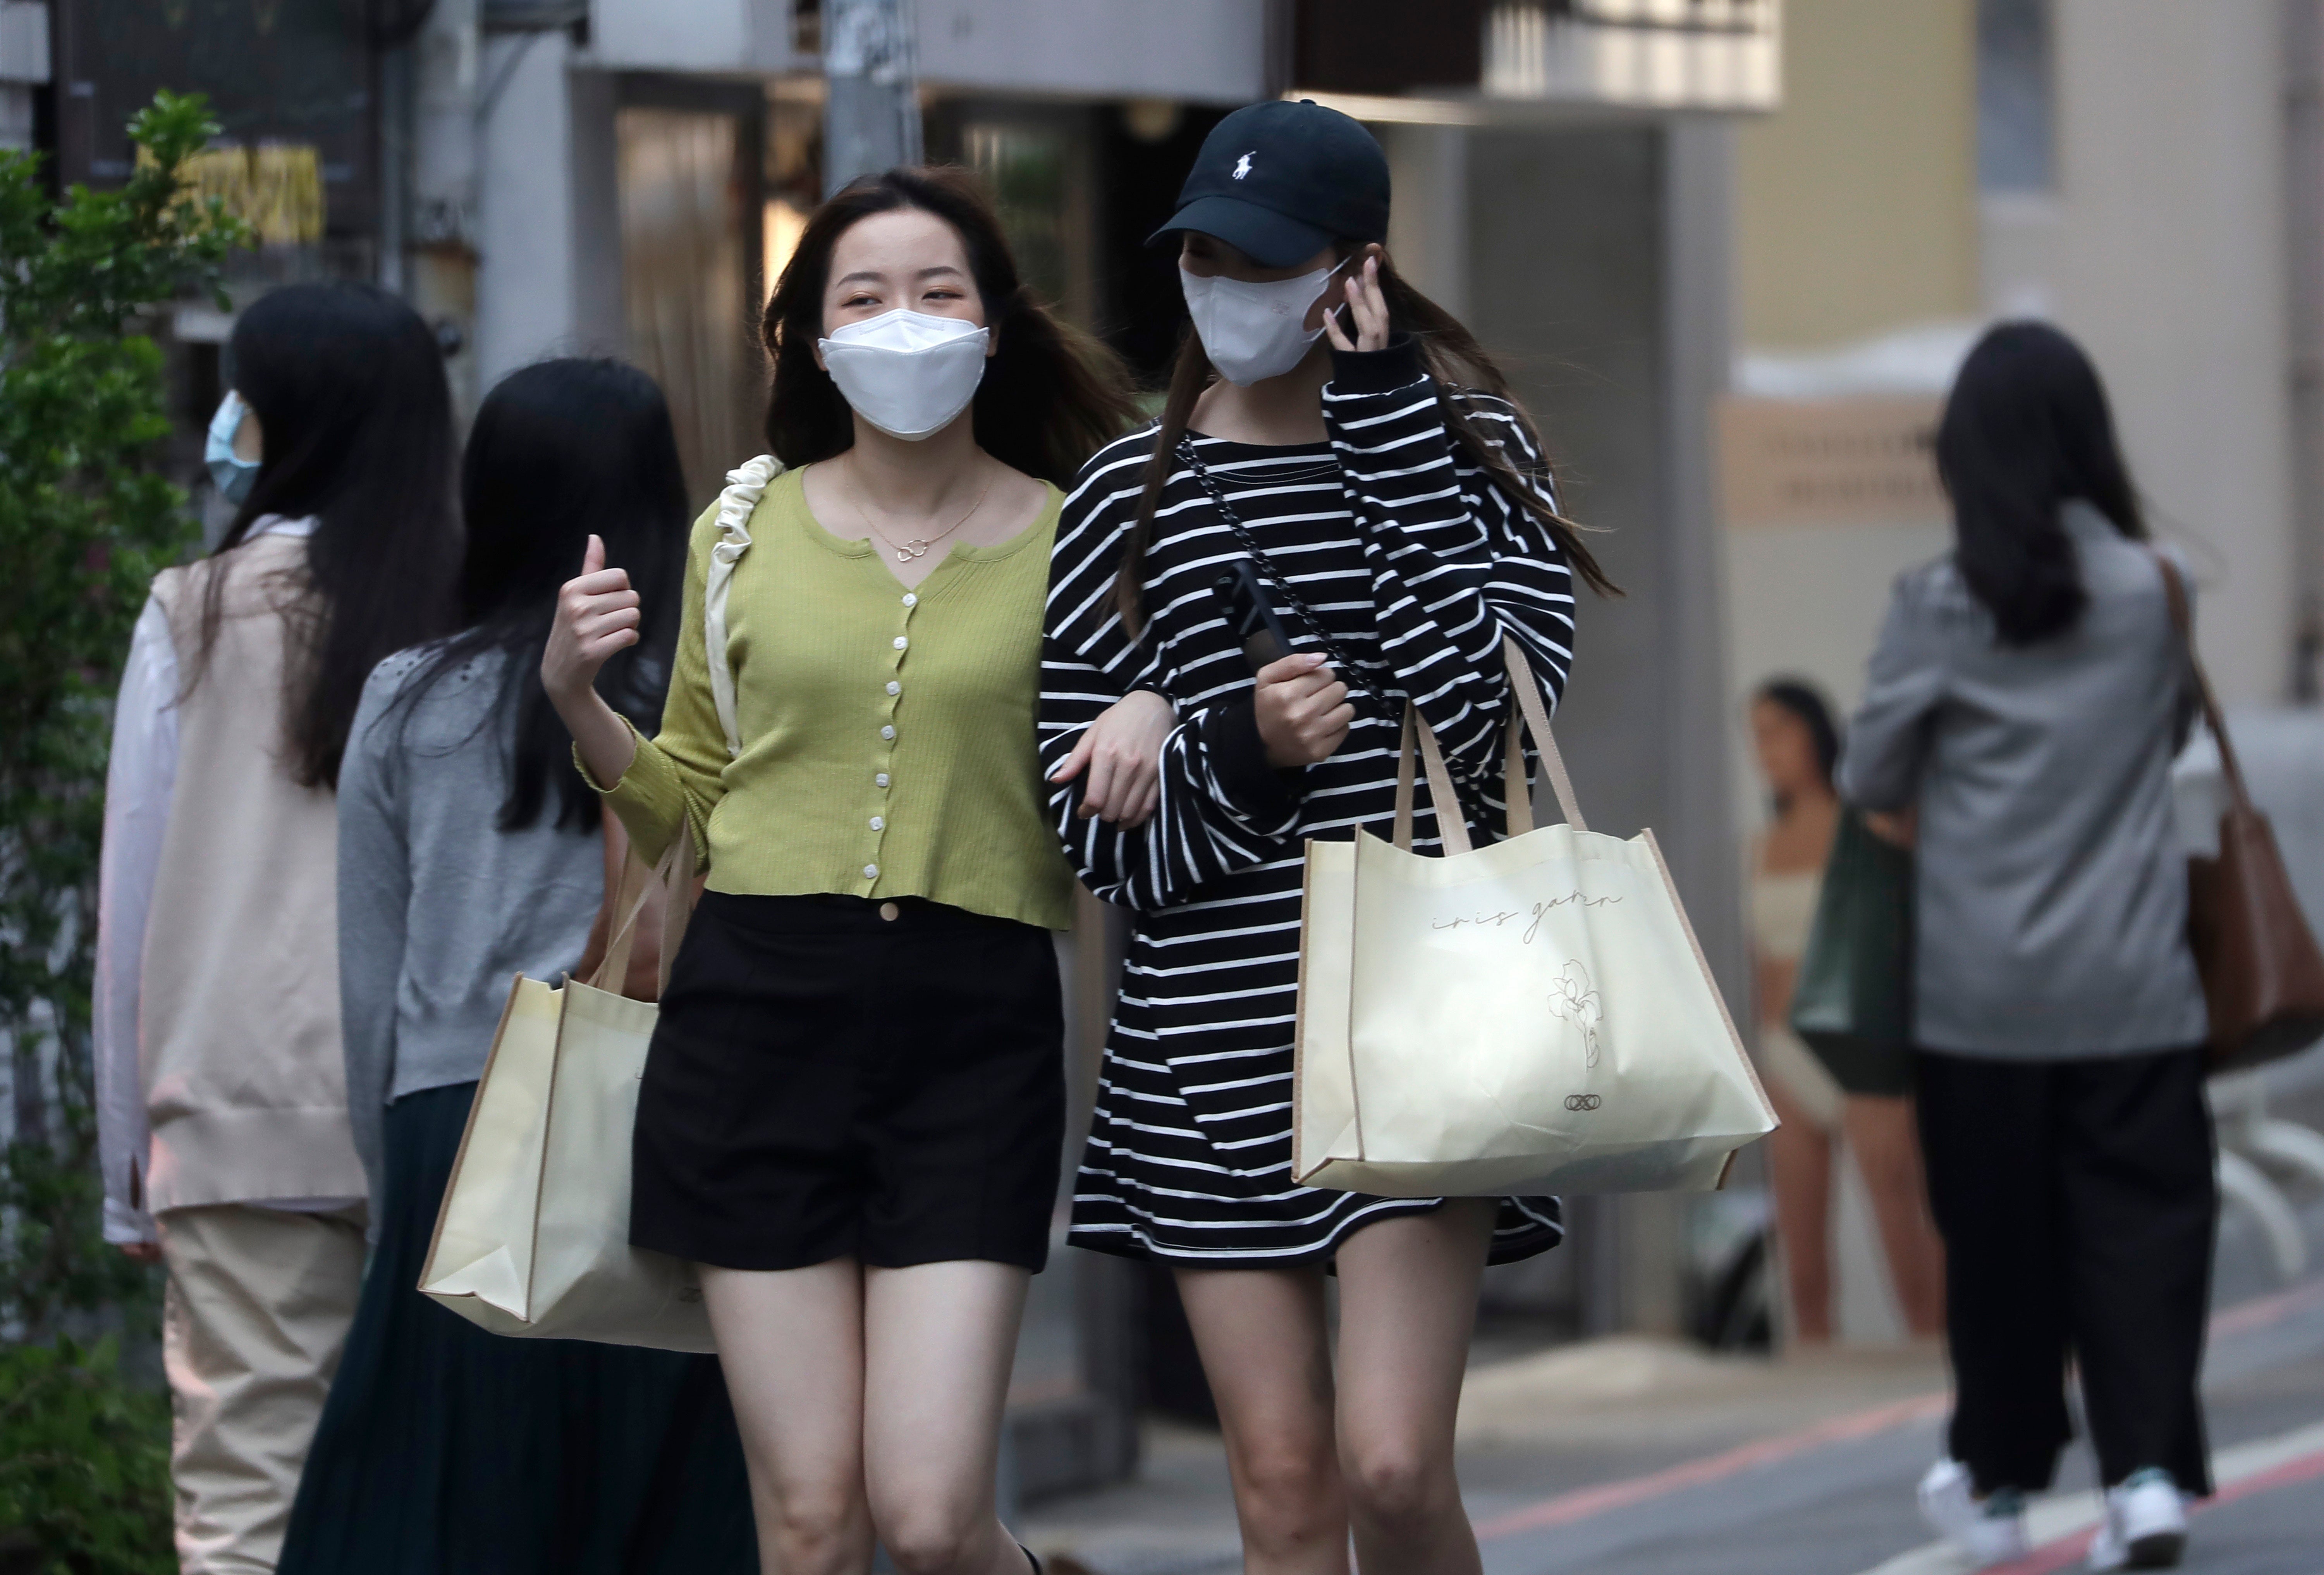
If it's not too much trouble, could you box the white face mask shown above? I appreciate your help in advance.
[1181,262,1334,387]
[817,308,991,440]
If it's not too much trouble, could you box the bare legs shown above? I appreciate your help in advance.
[1177,1265,1346,1573]
[1334,1202,1495,1575]
[1764,1077,1836,1344]
[863,1262,1031,1575]
[700,1260,872,1575]
[1175,1200,1495,1575]
[1843,1095,1947,1339]
[1766,1081,1949,1344]
[700,1258,1032,1575]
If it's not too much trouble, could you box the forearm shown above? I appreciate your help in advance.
[573,725,698,873]
[1057,708,1301,910]
[559,683,638,791]
[1327,352,1572,777]
[343,1045,391,1203]
[1837,594,1943,810]
[95,599,173,1244]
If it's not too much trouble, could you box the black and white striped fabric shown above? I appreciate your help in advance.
[1041,341,1578,1267]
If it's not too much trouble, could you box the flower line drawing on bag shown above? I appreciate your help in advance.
[1545,960,1603,1067]
[1429,892,1620,943]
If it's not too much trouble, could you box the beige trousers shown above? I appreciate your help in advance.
[155,1203,367,1575]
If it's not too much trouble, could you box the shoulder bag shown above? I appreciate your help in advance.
[419,826,709,1350]
[1787,809,1917,1095]
[2155,554,2324,1070]
[1293,638,1778,1195]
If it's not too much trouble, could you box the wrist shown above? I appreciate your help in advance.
[1326,334,1424,394]
[1205,695,1304,818]
[551,677,621,740]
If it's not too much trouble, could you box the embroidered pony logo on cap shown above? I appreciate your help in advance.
[1232,153,1254,181]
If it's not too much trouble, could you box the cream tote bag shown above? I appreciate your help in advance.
[1293,639,1776,1196]
[419,827,715,1352]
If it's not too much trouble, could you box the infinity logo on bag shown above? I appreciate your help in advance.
[1564,1094,1602,1112]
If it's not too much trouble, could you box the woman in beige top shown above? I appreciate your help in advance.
[1749,679,1944,1344]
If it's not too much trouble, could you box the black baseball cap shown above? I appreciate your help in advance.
[1150,100,1391,269]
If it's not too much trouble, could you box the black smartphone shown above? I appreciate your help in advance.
[1212,561,1296,672]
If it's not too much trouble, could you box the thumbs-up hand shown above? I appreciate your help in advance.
[542,534,641,704]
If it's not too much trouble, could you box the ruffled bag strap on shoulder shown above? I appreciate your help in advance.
[702,454,784,758]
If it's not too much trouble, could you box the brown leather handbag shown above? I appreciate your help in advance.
[2156,555,2324,1070]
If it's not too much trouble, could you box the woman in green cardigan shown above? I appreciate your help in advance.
[544,168,1155,1575]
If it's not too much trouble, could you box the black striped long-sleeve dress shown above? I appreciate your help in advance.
[1041,340,1578,1267]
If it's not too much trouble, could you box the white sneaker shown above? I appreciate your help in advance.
[2085,1468,2188,1571]
[1918,1458,2031,1566]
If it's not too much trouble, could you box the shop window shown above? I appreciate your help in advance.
[617,106,760,508]
[763,90,822,300]
[1978,0,2054,193]
[958,115,1095,330]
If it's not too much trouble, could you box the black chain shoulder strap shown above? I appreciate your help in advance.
[1176,435,1387,710]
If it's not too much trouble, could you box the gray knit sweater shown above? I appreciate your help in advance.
[337,645,605,1198]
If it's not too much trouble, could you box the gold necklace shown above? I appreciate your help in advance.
[851,462,995,563]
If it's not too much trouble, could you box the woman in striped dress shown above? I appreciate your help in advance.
[1040,102,1615,1575]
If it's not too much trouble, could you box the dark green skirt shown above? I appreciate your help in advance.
[278,1082,758,1574]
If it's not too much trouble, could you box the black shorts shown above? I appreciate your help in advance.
[630,891,1066,1273]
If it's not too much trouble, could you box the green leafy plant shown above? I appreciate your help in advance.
[0,91,247,1573]
[0,92,244,1339]
[0,1339,172,1575]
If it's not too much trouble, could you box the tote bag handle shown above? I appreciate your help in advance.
[2153,555,2255,814]
[1392,635,1587,855]
[588,821,698,999]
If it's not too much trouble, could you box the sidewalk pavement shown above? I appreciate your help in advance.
[1021,1181,2324,1575]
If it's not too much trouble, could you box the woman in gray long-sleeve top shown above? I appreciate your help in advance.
[1841,324,2215,1573]
[277,361,755,1572]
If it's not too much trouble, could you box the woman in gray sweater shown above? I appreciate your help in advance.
[278,360,754,1572]
[1841,322,2212,1573]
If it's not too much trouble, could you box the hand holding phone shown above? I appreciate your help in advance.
[1214,563,1350,766]
[1213,561,1295,673]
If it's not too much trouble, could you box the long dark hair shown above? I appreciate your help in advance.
[1937,320,2144,645]
[1754,677,1840,811]
[392,359,690,832]
[1113,248,1618,634]
[190,282,460,787]
[761,166,1141,486]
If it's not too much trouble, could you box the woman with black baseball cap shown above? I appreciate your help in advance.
[1042,100,1615,1575]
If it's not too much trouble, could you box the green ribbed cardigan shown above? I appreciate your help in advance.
[590,465,1074,931]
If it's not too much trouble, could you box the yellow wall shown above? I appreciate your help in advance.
[1735,0,1979,349]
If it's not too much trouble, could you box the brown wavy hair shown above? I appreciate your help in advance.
[1113,249,1618,634]
[760,166,1141,487]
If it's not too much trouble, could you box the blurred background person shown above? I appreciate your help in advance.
[277,359,755,1573]
[1841,322,2214,1572]
[93,281,460,1573]
[1746,678,1943,1348]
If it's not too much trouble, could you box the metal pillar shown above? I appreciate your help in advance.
[823,0,921,195]
[404,0,480,415]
